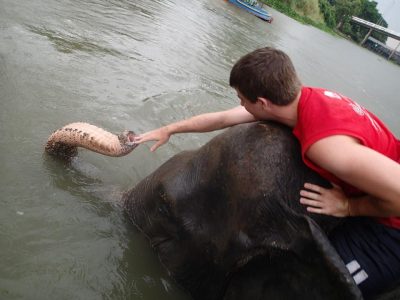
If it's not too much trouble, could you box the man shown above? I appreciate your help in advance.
[134,47,400,297]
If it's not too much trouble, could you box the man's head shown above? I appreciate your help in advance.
[229,47,301,106]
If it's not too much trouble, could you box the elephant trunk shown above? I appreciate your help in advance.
[45,122,138,159]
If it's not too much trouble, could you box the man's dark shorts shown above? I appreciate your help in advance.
[329,217,400,299]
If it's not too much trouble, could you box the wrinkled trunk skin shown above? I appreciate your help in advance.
[123,122,363,300]
[45,122,137,159]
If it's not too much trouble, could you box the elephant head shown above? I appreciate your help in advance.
[122,122,362,300]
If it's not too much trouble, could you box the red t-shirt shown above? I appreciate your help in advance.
[293,86,400,228]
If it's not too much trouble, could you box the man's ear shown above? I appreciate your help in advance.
[257,97,272,110]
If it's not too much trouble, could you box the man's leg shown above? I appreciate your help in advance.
[329,217,400,299]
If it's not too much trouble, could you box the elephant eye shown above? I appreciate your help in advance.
[158,203,170,216]
[156,186,173,216]
[159,190,168,202]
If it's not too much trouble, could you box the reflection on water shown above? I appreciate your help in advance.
[27,25,124,56]
[1,0,399,299]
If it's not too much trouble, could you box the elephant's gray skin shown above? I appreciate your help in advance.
[123,121,367,300]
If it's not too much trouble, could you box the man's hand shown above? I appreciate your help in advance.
[133,106,257,153]
[300,182,350,217]
[134,126,171,152]
[306,135,400,217]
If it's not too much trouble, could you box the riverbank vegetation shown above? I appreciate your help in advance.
[261,0,388,44]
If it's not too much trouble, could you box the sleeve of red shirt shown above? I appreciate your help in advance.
[295,88,368,157]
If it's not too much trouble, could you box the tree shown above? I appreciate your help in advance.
[335,0,361,31]
[319,0,336,28]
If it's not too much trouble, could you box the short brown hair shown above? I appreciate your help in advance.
[229,47,301,105]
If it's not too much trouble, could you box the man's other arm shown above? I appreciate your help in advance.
[305,135,400,217]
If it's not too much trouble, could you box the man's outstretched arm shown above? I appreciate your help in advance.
[134,106,256,151]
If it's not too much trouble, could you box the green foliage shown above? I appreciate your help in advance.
[294,0,324,22]
[336,0,362,18]
[262,0,389,45]
[319,0,336,28]
[335,0,361,30]
[261,0,335,34]
[341,20,353,35]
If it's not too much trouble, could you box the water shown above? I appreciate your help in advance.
[1,0,399,299]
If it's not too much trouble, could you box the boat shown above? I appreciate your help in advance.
[228,0,273,23]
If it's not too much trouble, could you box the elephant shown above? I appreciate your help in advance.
[46,121,400,300]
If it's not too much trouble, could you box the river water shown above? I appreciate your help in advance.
[1,0,399,299]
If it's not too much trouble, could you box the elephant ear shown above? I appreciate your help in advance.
[223,215,363,300]
[302,217,362,298]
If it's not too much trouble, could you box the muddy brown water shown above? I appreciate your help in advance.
[1,0,400,299]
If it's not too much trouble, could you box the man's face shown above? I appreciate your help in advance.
[236,90,265,120]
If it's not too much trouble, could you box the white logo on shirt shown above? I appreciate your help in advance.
[323,90,382,132]
[324,91,342,99]
[349,102,365,116]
